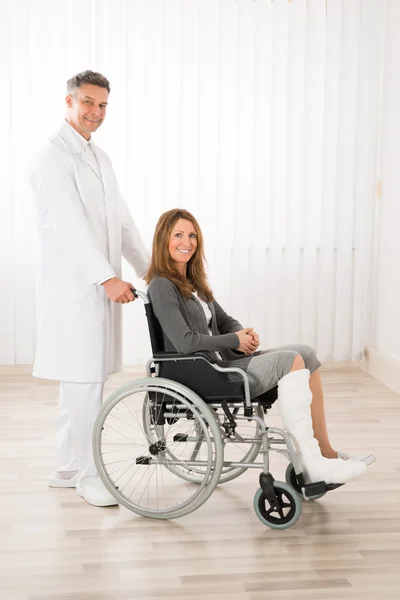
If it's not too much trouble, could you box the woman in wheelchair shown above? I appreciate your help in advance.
[145,208,374,487]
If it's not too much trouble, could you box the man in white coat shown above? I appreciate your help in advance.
[28,70,150,507]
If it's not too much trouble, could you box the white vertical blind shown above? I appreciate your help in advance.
[0,0,384,366]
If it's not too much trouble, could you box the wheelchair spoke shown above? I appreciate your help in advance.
[117,460,146,490]
[110,459,141,484]
[101,422,139,445]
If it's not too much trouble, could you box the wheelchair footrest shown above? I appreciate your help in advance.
[173,433,188,442]
[325,483,344,492]
[303,481,327,497]
[302,481,344,497]
[294,471,345,497]
[136,456,151,465]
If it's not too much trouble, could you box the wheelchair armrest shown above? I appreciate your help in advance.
[153,351,216,363]
[153,353,247,402]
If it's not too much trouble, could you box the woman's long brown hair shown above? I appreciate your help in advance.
[145,209,214,301]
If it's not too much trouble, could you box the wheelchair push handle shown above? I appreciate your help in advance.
[130,287,149,304]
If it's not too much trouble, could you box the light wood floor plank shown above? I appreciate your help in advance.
[0,365,399,600]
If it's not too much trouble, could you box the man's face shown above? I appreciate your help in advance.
[65,84,109,140]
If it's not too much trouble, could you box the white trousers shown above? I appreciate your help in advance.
[56,382,104,483]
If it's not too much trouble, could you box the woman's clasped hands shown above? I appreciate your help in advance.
[236,328,260,355]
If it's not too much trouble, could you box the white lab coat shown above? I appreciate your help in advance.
[28,121,150,382]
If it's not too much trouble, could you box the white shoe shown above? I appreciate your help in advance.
[76,476,118,507]
[337,451,376,466]
[48,472,79,488]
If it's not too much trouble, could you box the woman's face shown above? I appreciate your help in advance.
[168,218,198,272]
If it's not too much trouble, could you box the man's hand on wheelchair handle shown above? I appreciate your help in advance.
[102,277,137,304]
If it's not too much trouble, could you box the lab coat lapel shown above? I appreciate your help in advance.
[79,149,103,182]
[58,121,102,181]
[93,147,121,271]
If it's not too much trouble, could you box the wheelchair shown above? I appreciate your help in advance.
[93,290,341,529]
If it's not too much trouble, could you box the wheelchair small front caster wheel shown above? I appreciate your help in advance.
[285,464,326,501]
[253,481,302,530]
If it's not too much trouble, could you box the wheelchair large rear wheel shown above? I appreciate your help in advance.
[93,378,223,519]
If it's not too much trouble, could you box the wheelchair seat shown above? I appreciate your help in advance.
[144,301,278,408]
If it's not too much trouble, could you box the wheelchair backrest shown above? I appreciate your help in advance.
[144,302,166,355]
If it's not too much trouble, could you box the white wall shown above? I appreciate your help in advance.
[0,0,384,367]
[363,0,400,392]
[375,0,400,361]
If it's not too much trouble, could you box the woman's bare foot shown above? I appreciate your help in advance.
[319,446,338,459]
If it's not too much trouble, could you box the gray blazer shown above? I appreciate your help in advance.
[147,276,252,369]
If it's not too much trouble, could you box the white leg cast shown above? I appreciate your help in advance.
[277,369,366,485]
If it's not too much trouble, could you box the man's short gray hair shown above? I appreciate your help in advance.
[67,70,111,95]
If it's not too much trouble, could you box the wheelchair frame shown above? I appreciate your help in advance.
[93,290,336,529]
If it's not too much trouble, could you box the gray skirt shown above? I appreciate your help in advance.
[225,344,321,399]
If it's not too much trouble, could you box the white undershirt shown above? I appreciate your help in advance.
[192,292,222,360]
[192,292,213,334]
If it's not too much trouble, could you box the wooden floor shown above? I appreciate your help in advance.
[0,364,399,600]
